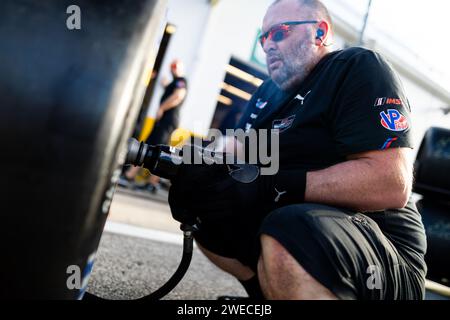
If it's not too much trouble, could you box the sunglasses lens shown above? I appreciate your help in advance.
[260,25,290,47]
[271,28,288,42]
[259,35,266,47]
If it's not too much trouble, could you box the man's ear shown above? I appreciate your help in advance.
[315,20,330,46]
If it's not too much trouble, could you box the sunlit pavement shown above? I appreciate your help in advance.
[87,188,246,300]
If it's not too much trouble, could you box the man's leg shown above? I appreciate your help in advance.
[196,242,255,280]
[258,234,338,300]
[196,242,265,299]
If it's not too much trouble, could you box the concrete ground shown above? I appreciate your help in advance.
[87,187,246,300]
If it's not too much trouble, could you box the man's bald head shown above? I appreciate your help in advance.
[261,0,333,91]
[270,0,332,30]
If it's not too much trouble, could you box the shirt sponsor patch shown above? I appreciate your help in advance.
[272,115,296,132]
[176,80,186,88]
[374,97,386,107]
[374,97,402,107]
[380,109,409,131]
[380,137,398,150]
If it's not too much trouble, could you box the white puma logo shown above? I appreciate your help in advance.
[227,165,243,175]
[274,187,287,203]
[295,90,312,105]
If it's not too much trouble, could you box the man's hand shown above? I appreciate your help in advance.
[168,163,307,225]
[157,87,187,118]
[168,163,256,225]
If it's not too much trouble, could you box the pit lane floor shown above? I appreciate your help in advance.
[87,188,246,300]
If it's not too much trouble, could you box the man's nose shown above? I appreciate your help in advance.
[263,37,277,53]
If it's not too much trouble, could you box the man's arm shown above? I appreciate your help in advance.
[156,88,187,120]
[304,147,414,212]
[159,88,186,112]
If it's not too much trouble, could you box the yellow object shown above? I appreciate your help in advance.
[138,117,156,142]
[135,167,151,183]
[138,116,202,146]
[221,82,252,101]
[226,64,264,87]
[425,280,450,297]
[135,126,195,181]
[165,24,177,34]
[144,69,154,87]
[218,94,232,106]
[169,128,194,147]
[134,125,206,181]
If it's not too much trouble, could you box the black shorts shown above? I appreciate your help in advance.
[193,201,427,300]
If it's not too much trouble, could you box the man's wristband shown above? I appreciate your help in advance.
[267,169,307,206]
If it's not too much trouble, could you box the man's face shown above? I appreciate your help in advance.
[171,61,185,77]
[262,0,319,91]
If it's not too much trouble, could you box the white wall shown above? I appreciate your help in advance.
[322,0,450,148]
[146,0,212,120]
[332,29,450,151]
[176,0,273,135]
[401,77,450,152]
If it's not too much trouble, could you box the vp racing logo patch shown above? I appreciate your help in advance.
[272,115,296,133]
[380,109,409,132]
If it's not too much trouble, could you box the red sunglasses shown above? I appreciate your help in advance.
[259,20,318,47]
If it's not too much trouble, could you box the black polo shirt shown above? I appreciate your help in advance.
[159,76,187,126]
[231,48,426,278]
[236,47,413,171]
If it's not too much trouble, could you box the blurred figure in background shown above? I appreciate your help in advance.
[120,59,188,192]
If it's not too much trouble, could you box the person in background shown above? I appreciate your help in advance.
[120,59,188,192]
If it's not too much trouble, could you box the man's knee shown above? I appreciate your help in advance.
[258,234,309,282]
[258,234,337,300]
[258,204,343,300]
[196,241,255,281]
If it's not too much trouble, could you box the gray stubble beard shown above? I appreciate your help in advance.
[270,41,318,92]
